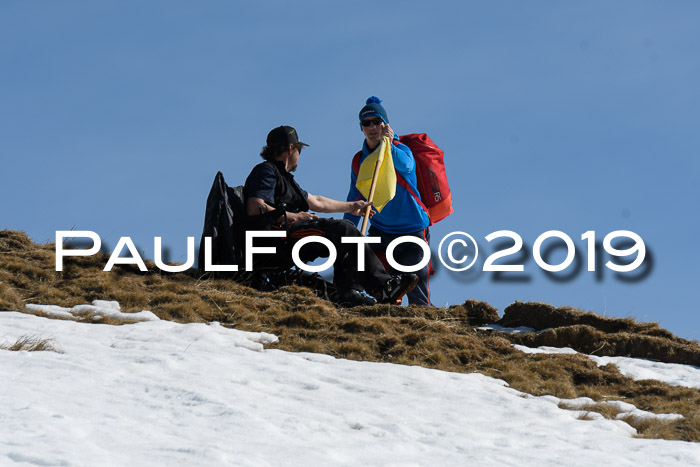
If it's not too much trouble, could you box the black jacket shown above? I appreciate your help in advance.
[197,171,245,271]
[243,160,309,230]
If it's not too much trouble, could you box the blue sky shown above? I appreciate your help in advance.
[2,1,699,340]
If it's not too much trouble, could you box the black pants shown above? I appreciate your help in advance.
[368,225,432,306]
[264,218,392,293]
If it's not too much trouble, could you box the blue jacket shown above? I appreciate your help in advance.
[344,136,430,234]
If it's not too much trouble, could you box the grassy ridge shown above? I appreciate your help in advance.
[1,229,699,441]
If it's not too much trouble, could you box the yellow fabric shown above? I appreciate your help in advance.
[355,136,397,212]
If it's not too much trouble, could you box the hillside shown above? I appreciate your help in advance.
[1,229,699,442]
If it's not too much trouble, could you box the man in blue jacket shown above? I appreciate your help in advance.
[345,97,432,306]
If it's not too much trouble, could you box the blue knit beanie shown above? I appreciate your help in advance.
[359,96,389,125]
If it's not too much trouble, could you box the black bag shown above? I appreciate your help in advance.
[198,172,246,273]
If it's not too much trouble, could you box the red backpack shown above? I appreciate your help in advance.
[352,133,453,225]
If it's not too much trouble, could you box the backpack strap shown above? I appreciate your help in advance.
[352,148,428,214]
[396,173,428,214]
[351,150,362,176]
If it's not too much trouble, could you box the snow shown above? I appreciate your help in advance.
[478,324,538,334]
[514,344,700,389]
[552,397,684,423]
[25,300,160,323]
[2,309,700,466]
[514,345,578,355]
[590,355,700,389]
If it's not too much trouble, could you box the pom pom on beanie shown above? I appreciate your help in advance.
[359,96,389,124]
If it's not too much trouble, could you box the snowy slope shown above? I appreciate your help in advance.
[1,310,699,467]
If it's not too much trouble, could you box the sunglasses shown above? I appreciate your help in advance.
[361,118,384,128]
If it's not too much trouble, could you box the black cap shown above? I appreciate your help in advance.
[266,126,309,148]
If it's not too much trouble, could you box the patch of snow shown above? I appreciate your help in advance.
[478,324,538,334]
[590,355,700,390]
[25,300,160,323]
[513,344,700,389]
[514,344,578,355]
[555,397,683,423]
[0,308,698,466]
[21,304,74,319]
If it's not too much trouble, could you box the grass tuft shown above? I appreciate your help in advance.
[1,335,61,353]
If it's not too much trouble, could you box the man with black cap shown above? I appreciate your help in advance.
[243,125,418,307]
[345,97,433,306]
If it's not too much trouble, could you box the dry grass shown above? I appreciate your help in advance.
[500,301,700,365]
[1,335,61,353]
[2,229,700,442]
[562,401,624,420]
[626,411,700,440]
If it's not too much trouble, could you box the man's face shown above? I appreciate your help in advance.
[288,144,302,172]
[361,117,384,148]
